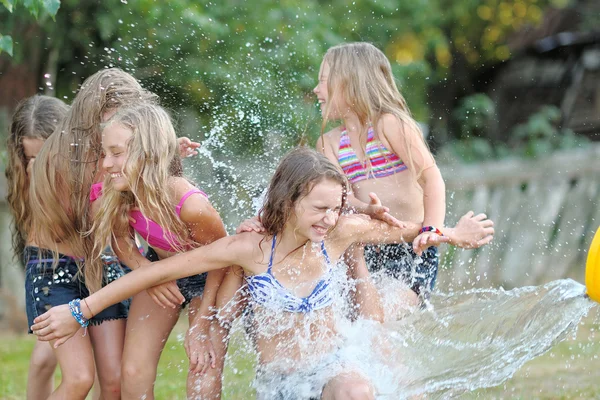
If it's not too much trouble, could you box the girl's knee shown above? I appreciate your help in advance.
[28,350,57,378]
[62,371,95,396]
[333,380,374,400]
[121,360,156,391]
[121,361,141,382]
[100,371,122,397]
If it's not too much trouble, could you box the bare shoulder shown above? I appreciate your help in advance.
[316,126,344,154]
[377,113,420,140]
[228,232,269,272]
[170,177,214,219]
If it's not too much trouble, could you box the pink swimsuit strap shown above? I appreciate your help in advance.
[89,182,208,253]
[175,189,207,217]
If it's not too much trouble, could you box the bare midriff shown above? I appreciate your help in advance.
[251,306,339,371]
[351,173,424,224]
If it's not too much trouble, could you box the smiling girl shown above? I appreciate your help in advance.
[89,103,233,399]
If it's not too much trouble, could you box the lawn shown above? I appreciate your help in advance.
[1,308,599,399]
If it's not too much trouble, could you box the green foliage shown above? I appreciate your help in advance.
[0,0,60,55]
[453,93,496,139]
[510,105,588,158]
[443,103,588,163]
[0,33,12,55]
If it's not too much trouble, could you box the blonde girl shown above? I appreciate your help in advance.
[6,95,67,400]
[26,69,159,399]
[32,147,492,399]
[89,102,233,399]
[28,68,218,399]
[314,42,464,302]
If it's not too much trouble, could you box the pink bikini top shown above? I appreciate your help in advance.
[90,182,207,252]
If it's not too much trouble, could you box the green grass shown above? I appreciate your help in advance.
[1,309,599,399]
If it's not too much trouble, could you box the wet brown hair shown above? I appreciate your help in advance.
[259,146,348,237]
[5,95,69,262]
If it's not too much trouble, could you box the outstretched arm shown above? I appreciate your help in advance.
[31,235,247,346]
[333,208,493,255]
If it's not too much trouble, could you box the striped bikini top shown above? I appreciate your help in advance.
[338,125,407,184]
[245,235,335,313]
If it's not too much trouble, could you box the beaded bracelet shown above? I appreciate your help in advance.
[420,226,444,236]
[69,298,90,329]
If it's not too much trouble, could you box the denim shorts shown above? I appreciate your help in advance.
[364,243,439,297]
[24,246,130,333]
[144,247,206,307]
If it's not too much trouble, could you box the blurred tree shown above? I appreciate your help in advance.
[1,0,572,147]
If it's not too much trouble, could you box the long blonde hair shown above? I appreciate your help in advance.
[5,95,69,262]
[88,103,193,292]
[29,68,158,291]
[321,42,431,180]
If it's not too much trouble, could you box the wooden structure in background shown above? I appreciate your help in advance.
[440,143,600,291]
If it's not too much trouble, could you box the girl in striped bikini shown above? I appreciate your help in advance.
[314,42,492,308]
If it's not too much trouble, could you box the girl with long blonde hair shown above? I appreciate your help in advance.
[27,68,209,399]
[314,42,472,305]
[25,69,155,399]
[88,102,233,399]
[6,95,67,400]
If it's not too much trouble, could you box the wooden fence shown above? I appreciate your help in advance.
[1,145,599,330]
[439,144,600,291]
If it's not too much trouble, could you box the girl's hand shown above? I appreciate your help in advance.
[413,232,450,255]
[364,193,406,228]
[177,137,201,158]
[449,211,495,249]
[147,281,185,308]
[235,216,264,234]
[30,304,81,347]
[185,325,217,375]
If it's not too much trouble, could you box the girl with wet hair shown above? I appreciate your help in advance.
[314,42,489,305]
[26,68,204,399]
[32,146,492,400]
[6,95,67,399]
[24,69,152,399]
[89,102,233,399]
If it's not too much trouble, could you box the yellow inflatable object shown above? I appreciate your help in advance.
[586,226,600,303]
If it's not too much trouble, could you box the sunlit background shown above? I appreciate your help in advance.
[1,0,599,397]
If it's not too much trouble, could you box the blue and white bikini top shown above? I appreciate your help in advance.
[245,235,335,313]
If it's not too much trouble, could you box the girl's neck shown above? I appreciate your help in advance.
[342,113,365,137]
[275,226,311,262]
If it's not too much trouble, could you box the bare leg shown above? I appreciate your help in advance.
[90,319,127,400]
[48,329,95,400]
[121,291,180,400]
[321,371,374,400]
[26,340,57,400]
[344,245,385,321]
[187,267,243,399]
[186,321,228,400]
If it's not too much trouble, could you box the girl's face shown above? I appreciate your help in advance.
[313,60,345,120]
[101,122,133,191]
[291,178,343,242]
[22,137,45,176]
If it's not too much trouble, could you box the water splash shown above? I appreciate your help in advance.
[223,273,594,398]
